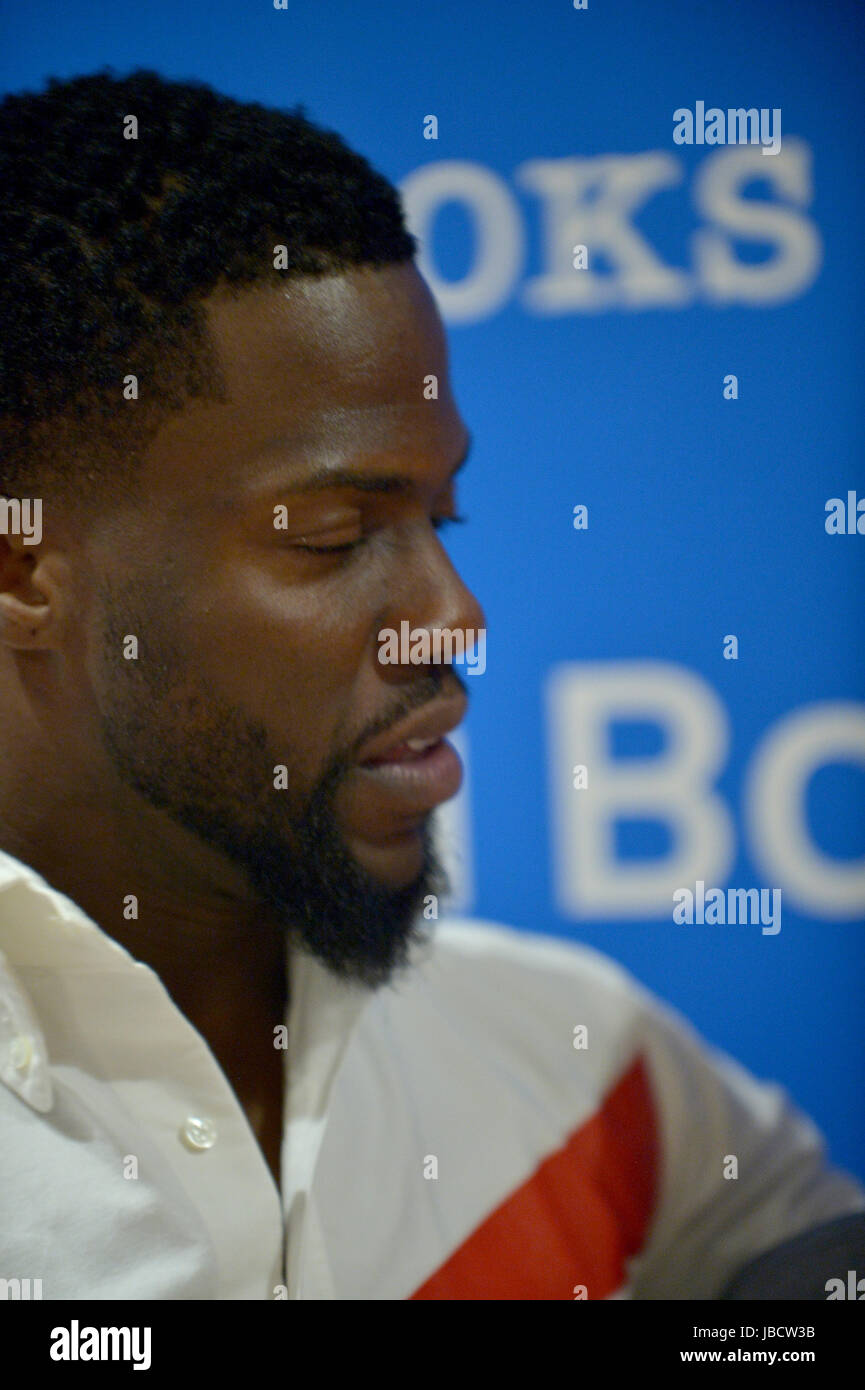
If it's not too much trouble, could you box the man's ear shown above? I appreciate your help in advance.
[0,533,65,650]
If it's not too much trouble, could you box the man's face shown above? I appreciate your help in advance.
[84,261,484,987]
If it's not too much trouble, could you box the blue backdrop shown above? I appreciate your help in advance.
[2,0,863,1177]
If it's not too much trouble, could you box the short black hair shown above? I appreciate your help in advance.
[0,68,417,504]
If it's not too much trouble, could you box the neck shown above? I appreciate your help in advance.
[0,756,290,1037]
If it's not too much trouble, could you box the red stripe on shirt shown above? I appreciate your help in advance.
[410,1054,658,1300]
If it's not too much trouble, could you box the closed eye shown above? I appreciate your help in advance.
[298,514,467,555]
[297,538,365,554]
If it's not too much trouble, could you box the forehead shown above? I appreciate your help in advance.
[142,261,466,498]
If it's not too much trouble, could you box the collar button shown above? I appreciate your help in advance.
[179,1115,218,1152]
[9,1034,34,1073]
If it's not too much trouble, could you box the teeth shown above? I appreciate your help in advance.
[405,736,438,751]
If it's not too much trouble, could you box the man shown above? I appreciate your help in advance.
[0,68,861,1300]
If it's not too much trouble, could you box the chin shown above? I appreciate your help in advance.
[349,826,428,889]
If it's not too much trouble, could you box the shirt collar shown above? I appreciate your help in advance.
[0,847,376,1117]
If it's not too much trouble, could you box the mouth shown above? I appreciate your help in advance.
[356,735,463,799]
[352,697,467,809]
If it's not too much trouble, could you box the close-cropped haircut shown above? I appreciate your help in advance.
[0,68,417,506]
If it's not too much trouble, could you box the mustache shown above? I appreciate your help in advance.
[346,668,468,765]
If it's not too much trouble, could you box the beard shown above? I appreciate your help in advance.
[94,590,451,990]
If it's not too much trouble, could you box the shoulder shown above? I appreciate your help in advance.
[380,914,784,1120]
[371,914,661,1089]
[410,913,649,1017]
[420,913,639,986]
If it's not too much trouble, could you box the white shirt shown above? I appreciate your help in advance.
[0,847,861,1300]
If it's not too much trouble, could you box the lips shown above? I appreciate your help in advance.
[355,695,467,767]
[351,695,468,812]
[363,735,442,766]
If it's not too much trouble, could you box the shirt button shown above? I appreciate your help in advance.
[179,1115,218,1152]
[10,1034,34,1073]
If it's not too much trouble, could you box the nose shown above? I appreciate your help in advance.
[374,528,487,684]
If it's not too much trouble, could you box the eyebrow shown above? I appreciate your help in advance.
[272,433,472,497]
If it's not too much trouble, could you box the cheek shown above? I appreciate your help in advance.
[181,561,375,760]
